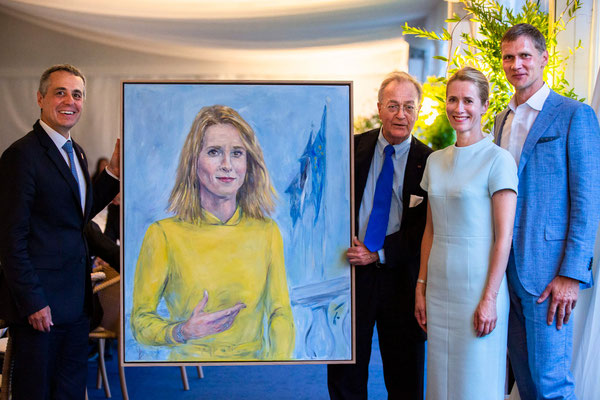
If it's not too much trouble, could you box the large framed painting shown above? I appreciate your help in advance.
[121,81,354,365]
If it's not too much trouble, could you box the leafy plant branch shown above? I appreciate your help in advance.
[403,0,583,145]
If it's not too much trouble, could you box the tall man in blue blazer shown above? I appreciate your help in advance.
[0,64,120,399]
[328,71,431,399]
[495,24,600,399]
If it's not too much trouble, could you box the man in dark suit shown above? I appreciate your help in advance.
[328,71,432,399]
[0,64,120,399]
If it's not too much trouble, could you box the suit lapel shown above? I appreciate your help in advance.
[517,91,562,176]
[355,132,426,227]
[354,129,378,212]
[34,123,84,218]
[494,109,511,145]
[400,136,425,225]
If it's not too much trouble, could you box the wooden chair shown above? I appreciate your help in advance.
[89,265,128,399]
[0,321,11,400]
[89,266,204,398]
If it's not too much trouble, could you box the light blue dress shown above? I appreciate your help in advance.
[420,135,518,400]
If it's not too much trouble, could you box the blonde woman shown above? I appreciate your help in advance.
[131,105,295,361]
[415,67,517,399]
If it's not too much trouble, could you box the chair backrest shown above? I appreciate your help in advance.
[94,265,120,334]
[0,331,12,400]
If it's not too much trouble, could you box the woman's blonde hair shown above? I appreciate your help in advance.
[447,66,490,105]
[168,105,275,221]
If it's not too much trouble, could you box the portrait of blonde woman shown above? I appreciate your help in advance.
[130,105,295,361]
[415,67,517,399]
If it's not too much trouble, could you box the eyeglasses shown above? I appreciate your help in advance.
[386,103,416,115]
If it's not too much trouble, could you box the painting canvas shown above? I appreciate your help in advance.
[122,81,354,364]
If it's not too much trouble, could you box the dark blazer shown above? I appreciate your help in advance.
[354,129,432,316]
[104,203,120,243]
[0,121,119,325]
[84,221,120,271]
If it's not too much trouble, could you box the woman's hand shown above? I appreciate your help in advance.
[180,290,246,341]
[414,283,427,333]
[473,297,497,337]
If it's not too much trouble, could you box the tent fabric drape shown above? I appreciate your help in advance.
[0,0,437,57]
[0,1,447,165]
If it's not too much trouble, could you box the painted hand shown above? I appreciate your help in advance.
[181,290,246,341]
[538,275,579,330]
[346,236,379,266]
[473,297,497,337]
[28,305,53,332]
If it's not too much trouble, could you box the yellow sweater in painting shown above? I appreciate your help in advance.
[131,208,295,361]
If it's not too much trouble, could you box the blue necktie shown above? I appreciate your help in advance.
[364,144,395,252]
[63,140,80,188]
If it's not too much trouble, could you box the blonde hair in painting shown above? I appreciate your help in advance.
[168,105,276,221]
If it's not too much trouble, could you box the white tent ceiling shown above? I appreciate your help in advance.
[0,0,440,55]
[0,0,446,164]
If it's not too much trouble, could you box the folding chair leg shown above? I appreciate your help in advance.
[197,366,204,379]
[118,341,129,400]
[1,333,13,400]
[96,361,102,389]
[180,366,190,390]
[98,338,112,398]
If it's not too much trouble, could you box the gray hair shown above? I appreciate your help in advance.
[38,64,86,97]
[378,71,423,105]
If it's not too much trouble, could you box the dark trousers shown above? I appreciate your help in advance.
[328,265,425,400]
[10,313,89,400]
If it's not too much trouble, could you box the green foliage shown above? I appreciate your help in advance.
[422,114,456,150]
[353,113,381,134]
[403,0,583,137]
[413,76,456,150]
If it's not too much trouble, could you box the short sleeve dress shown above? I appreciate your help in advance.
[420,135,518,400]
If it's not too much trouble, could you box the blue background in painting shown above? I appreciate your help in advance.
[123,83,352,362]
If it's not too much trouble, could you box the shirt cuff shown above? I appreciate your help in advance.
[165,323,179,345]
[378,249,386,264]
[105,166,119,180]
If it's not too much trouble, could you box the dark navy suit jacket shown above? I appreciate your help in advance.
[354,129,431,324]
[0,120,119,325]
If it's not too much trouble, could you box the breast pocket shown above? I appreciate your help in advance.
[534,137,564,175]
[537,136,559,144]
[545,224,567,241]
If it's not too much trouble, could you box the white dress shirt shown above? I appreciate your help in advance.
[40,119,87,211]
[500,83,550,165]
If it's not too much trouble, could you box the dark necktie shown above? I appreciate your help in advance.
[63,140,80,188]
[364,144,395,252]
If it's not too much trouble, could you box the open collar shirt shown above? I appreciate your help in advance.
[500,83,550,165]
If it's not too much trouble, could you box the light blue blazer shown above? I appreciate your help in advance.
[494,90,600,296]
